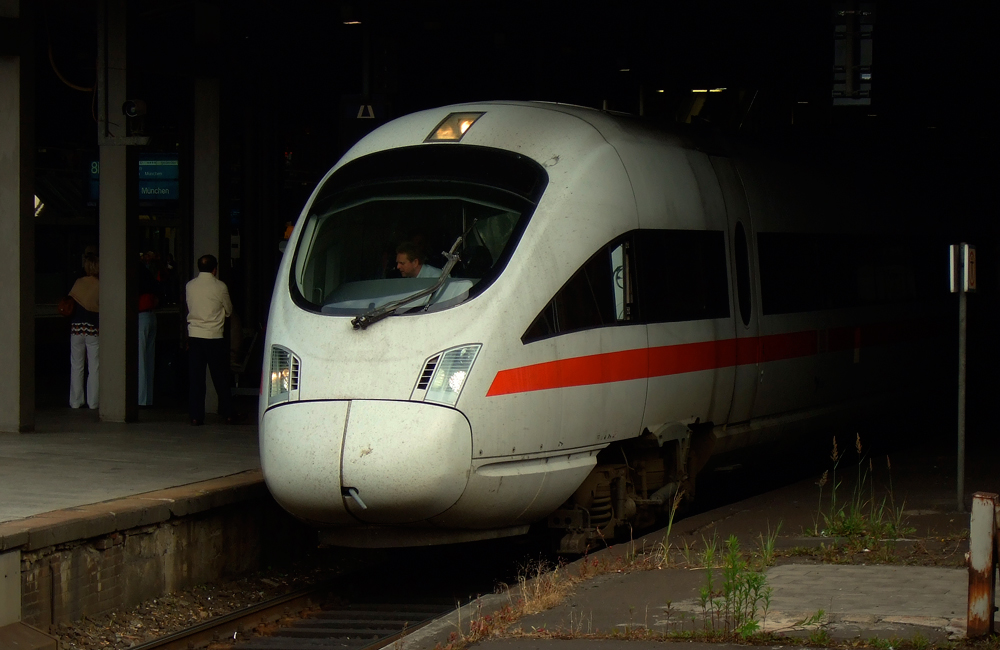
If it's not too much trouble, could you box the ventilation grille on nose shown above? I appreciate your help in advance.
[289,356,300,390]
[416,355,440,391]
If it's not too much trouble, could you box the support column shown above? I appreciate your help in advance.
[0,0,35,434]
[97,0,137,422]
[193,78,221,269]
[193,77,221,414]
[98,146,137,421]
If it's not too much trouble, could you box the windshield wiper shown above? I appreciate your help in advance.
[351,235,465,330]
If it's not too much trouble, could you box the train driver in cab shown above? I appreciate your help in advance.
[395,241,441,279]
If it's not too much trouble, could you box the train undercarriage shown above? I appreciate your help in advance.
[546,423,716,554]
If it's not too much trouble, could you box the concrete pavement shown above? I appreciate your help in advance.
[0,407,259,523]
[399,444,988,650]
[510,562,968,642]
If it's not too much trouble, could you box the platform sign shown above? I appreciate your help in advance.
[138,154,179,200]
[86,155,180,202]
[949,243,976,293]
[967,246,977,292]
[88,160,100,203]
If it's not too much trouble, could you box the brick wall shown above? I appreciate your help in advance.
[20,500,310,627]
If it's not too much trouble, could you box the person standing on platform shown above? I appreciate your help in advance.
[185,254,234,425]
[68,252,100,409]
[138,256,161,408]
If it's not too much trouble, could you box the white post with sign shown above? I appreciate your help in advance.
[950,243,976,512]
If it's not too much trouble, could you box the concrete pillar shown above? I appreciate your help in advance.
[98,147,137,421]
[97,0,137,422]
[193,78,221,269]
[0,0,35,434]
[193,77,221,414]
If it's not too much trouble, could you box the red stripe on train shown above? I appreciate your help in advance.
[485,325,911,397]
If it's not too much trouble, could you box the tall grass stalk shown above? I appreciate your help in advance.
[813,433,913,551]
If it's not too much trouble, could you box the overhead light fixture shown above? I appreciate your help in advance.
[656,89,665,93]
[343,20,361,24]
[425,112,484,142]
[619,68,630,72]
[692,88,727,93]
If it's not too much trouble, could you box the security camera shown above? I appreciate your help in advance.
[122,99,147,118]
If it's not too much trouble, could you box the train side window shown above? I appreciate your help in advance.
[734,222,752,326]
[635,229,730,323]
[523,238,630,343]
[759,232,921,315]
[611,241,634,322]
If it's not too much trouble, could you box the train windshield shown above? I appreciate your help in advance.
[290,146,546,316]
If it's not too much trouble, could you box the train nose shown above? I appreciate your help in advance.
[260,400,472,526]
[340,400,472,523]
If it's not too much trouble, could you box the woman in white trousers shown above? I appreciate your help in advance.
[68,253,100,409]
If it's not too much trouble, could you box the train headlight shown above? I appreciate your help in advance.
[423,344,481,406]
[268,345,301,406]
[424,112,484,142]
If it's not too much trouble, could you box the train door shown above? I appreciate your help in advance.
[711,156,759,424]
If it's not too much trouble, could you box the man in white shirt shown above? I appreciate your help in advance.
[395,241,442,279]
[185,254,234,425]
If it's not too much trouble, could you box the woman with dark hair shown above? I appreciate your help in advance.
[138,255,161,407]
[68,252,100,409]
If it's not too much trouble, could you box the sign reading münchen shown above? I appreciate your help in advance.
[138,154,179,199]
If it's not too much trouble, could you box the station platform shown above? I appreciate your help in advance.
[1,408,997,646]
[0,407,260,526]
[402,437,997,649]
[0,405,288,634]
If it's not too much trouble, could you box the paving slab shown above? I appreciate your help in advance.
[399,440,989,650]
[0,408,259,524]
[471,562,972,648]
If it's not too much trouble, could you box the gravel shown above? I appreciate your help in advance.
[46,554,355,650]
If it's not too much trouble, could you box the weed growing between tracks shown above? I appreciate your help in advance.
[697,533,773,638]
[807,434,915,561]
[429,436,971,650]
[433,508,787,650]
[430,524,977,650]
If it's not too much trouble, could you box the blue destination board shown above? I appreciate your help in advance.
[139,153,178,200]
[87,154,180,201]
[139,180,179,199]
[138,154,179,180]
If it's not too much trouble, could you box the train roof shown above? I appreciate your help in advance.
[446,100,731,155]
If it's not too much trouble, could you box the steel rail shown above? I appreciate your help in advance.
[129,583,326,650]
[129,584,456,650]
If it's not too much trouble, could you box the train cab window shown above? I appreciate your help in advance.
[634,229,730,322]
[289,146,547,316]
[523,238,633,343]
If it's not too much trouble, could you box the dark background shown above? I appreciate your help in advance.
[29,2,998,453]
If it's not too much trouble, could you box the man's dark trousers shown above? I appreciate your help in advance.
[188,337,232,422]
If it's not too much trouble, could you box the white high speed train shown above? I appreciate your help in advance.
[259,101,926,551]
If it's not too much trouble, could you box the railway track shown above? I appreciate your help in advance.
[130,583,456,650]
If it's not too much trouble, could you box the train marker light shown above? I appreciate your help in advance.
[268,345,301,406]
[424,344,481,406]
[425,112,484,142]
